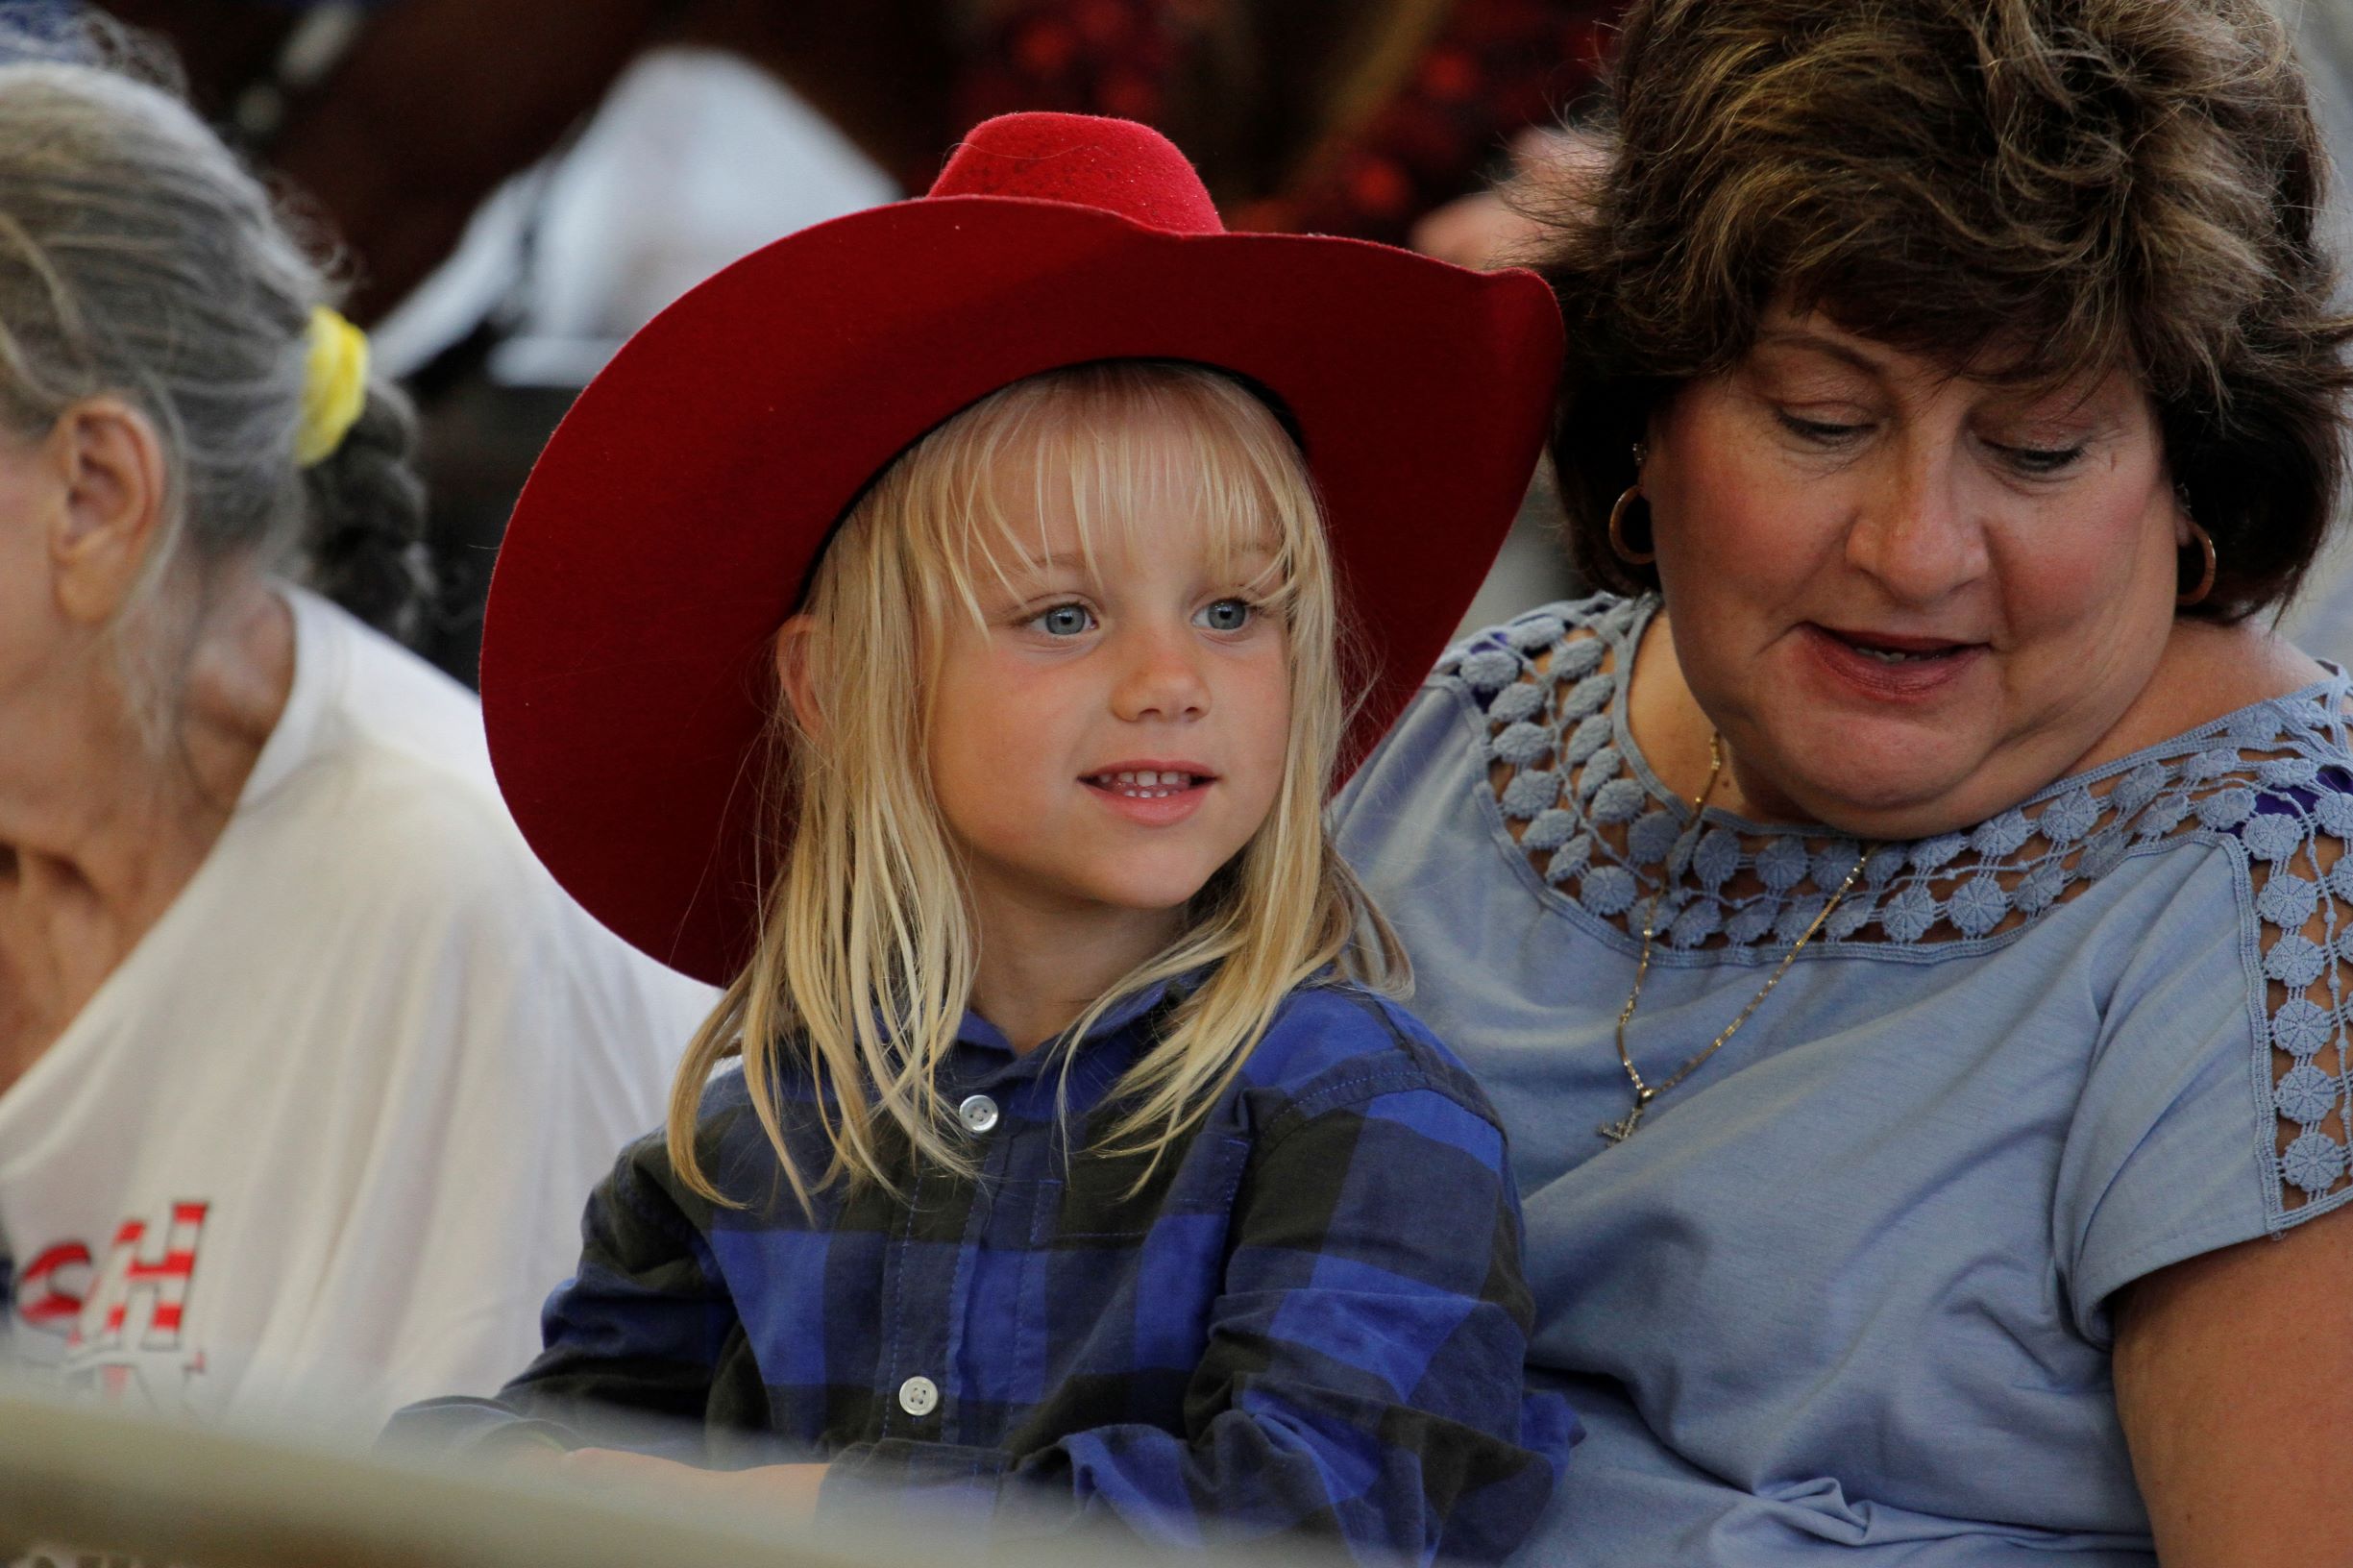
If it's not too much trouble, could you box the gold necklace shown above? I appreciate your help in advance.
[1599,734,1874,1144]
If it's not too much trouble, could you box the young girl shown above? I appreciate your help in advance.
[392,112,1570,1561]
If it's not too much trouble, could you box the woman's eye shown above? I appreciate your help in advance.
[1775,411,1870,444]
[1994,441,2088,477]
[1196,598,1254,632]
[1029,603,1097,637]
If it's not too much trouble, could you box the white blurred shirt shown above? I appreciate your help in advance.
[0,587,713,1439]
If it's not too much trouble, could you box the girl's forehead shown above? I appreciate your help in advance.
[1013,467,1278,537]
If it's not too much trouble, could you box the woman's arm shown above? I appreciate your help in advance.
[2113,1201,2353,1564]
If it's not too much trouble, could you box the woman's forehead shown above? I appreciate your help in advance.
[1759,293,2145,393]
[1745,305,2143,410]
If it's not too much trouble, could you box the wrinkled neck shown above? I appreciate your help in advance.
[0,580,293,1087]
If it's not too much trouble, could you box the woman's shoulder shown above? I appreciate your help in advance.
[1417,593,1647,744]
[264,592,607,916]
[1336,592,1647,840]
[260,595,519,871]
[1349,592,1644,741]
[233,598,715,1038]
[2036,653,2353,886]
[1432,592,1646,682]
[279,585,498,796]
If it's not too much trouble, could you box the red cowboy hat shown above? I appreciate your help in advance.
[481,111,1562,984]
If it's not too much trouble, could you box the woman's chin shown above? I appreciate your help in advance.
[1742,719,2001,838]
[1779,764,2003,840]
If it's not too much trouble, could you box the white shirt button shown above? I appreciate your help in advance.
[897,1375,939,1416]
[957,1094,1000,1134]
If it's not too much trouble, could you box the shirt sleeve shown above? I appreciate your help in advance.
[2056,839,2341,1344]
[816,1070,1574,1565]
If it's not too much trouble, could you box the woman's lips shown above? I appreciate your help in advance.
[1801,624,1987,701]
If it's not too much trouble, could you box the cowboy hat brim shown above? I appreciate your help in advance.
[482,193,1563,983]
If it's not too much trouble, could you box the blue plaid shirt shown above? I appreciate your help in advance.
[389,980,1574,1561]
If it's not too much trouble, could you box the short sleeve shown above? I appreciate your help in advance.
[2059,822,2353,1342]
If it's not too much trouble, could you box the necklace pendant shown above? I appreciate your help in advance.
[1598,1104,1645,1144]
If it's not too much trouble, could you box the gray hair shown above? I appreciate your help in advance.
[0,19,430,647]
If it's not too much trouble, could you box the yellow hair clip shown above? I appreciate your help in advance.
[296,305,370,467]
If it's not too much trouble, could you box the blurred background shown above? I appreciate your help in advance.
[6,0,2353,678]
[53,0,1638,687]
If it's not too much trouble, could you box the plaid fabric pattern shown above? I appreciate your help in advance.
[389,981,1573,1562]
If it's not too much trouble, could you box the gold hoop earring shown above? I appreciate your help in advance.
[2176,521,2217,608]
[1608,485,1656,566]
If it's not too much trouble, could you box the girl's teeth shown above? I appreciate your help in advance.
[1097,770,1193,796]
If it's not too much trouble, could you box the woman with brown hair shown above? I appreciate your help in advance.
[1333,0,2353,1560]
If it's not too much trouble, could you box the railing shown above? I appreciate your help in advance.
[0,1381,1085,1568]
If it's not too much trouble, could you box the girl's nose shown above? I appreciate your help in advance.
[1842,441,1992,604]
[1111,625,1211,723]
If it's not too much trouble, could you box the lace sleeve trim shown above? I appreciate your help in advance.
[1441,597,2353,1223]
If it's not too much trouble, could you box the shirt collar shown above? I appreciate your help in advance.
[952,968,1204,1061]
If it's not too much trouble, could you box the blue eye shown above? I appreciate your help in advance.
[1196,599,1253,632]
[1031,602,1096,637]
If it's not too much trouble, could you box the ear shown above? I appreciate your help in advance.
[773,614,823,736]
[46,398,169,625]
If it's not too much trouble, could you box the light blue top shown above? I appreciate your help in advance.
[1332,594,2353,1565]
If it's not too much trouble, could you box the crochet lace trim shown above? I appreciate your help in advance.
[1439,595,2353,1220]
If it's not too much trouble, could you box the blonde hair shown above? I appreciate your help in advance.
[668,361,1407,1208]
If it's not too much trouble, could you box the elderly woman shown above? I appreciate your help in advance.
[1334,0,2353,1561]
[0,43,709,1432]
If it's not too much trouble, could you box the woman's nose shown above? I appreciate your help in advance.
[1110,625,1211,723]
[1842,440,1992,603]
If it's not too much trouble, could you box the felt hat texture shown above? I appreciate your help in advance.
[482,110,1564,984]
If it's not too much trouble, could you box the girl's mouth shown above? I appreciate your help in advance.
[1084,769,1212,799]
[1081,764,1219,824]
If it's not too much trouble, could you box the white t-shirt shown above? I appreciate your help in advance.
[0,588,714,1439]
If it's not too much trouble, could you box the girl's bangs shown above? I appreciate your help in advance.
[918,363,1318,625]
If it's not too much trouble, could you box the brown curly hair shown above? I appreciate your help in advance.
[1532,0,2353,621]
